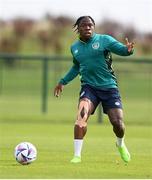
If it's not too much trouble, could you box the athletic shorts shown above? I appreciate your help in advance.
[79,84,122,114]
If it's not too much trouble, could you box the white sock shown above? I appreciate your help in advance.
[74,139,83,157]
[116,137,125,147]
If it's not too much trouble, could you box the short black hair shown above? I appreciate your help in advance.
[73,16,95,32]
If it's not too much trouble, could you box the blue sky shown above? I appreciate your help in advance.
[0,0,151,33]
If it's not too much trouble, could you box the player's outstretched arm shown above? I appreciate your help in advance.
[54,83,64,97]
[125,37,134,52]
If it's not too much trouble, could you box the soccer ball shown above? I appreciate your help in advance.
[14,142,37,165]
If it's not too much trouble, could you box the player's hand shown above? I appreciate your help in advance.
[54,83,64,97]
[125,37,134,52]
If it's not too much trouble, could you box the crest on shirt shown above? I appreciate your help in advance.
[92,42,100,49]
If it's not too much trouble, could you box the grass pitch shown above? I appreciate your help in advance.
[0,121,151,179]
[0,59,152,178]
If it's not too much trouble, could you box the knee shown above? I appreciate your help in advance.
[75,119,87,128]
[111,116,125,131]
[75,114,88,127]
[75,107,89,128]
[75,98,93,128]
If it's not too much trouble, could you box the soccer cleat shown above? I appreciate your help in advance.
[70,156,81,163]
[116,143,131,163]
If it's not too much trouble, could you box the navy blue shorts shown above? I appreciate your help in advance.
[79,84,122,114]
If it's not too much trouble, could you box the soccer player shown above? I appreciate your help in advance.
[54,16,134,163]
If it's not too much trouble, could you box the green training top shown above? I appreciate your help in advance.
[59,33,133,89]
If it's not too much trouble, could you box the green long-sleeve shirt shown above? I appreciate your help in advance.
[59,33,133,89]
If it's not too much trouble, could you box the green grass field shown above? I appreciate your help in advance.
[0,59,152,178]
[0,122,152,179]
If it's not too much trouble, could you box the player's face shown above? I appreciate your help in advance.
[78,17,95,41]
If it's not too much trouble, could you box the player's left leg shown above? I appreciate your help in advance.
[107,108,125,138]
[107,108,131,163]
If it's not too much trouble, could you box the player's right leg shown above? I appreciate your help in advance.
[70,98,94,163]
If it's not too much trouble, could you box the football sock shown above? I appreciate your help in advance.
[116,137,125,147]
[74,139,83,157]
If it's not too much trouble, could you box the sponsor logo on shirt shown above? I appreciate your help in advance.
[92,42,100,49]
[74,49,79,54]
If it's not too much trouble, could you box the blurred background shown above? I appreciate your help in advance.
[0,0,152,56]
[0,0,152,125]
